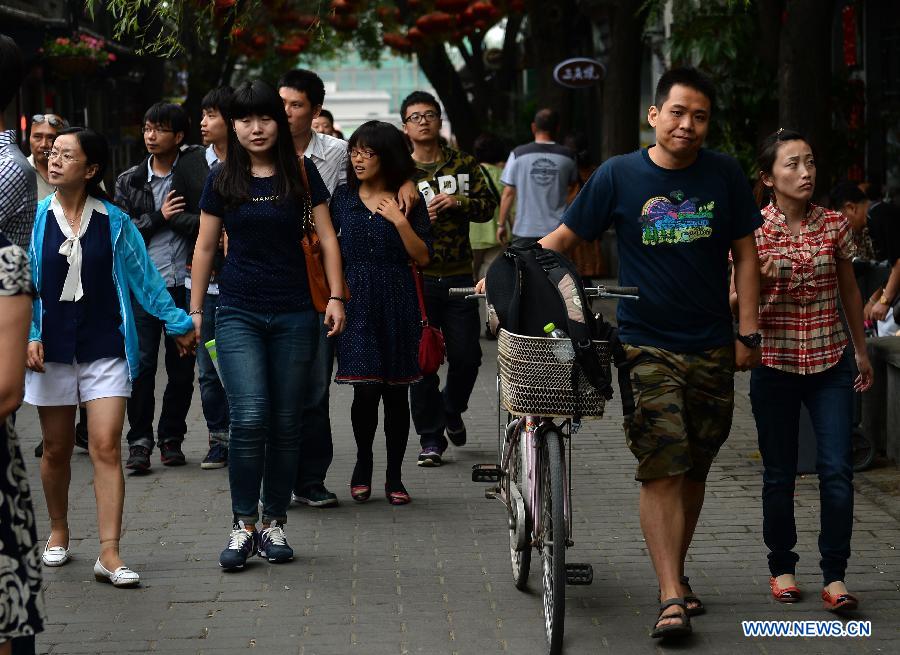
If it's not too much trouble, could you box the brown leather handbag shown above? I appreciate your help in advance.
[298,158,330,312]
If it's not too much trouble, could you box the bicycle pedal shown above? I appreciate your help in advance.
[471,463,501,483]
[484,486,500,499]
[565,563,594,585]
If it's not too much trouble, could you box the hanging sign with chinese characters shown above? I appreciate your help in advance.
[553,58,606,89]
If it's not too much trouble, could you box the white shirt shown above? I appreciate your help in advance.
[27,153,56,201]
[303,131,347,195]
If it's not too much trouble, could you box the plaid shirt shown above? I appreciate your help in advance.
[755,202,856,374]
[0,130,37,249]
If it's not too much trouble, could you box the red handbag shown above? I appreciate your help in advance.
[412,265,445,375]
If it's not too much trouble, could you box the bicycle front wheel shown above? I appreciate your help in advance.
[508,427,531,589]
[540,430,566,654]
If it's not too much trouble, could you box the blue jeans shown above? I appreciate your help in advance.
[409,274,482,450]
[293,315,335,494]
[126,285,195,449]
[749,349,855,585]
[188,289,230,445]
[215,305,318,525]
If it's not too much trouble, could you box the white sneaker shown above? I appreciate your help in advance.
[41,536,70,567]
[93,558,140,587]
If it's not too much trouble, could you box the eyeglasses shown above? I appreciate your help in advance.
[403,111,439,124]
[32,114,68,129]
[142,126,174,135]
[46,149,82,165]
[348,148,377,160]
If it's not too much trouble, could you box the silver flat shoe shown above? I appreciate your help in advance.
[41,536,70,567]
[93,558,140,587]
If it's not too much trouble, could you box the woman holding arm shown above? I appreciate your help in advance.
[190,80,345,571]
[746,129,872,611]
[24,128,195,587]
[331,120,432,505]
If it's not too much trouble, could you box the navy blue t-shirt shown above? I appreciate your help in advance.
[199,158,330,313]
[563,147,761,352]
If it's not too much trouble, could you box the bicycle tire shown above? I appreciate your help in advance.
[540,430,566,654]
[508,427,531,589]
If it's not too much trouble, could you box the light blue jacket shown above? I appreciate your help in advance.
[29,195,194,381]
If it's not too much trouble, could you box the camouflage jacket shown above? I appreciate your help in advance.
[413,145,497,277]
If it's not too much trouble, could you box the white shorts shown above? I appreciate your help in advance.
[24,357,131,406]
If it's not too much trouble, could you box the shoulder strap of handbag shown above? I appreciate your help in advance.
[411,264,429,326]
[480,163,501,203]
[298,156,313,236]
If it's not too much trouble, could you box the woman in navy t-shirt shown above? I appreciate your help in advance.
[192,80,345,571]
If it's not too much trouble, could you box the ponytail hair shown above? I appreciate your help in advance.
[56,127,115,205]
[753,128,808,208]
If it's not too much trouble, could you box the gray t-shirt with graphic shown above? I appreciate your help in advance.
[501,141,577,238]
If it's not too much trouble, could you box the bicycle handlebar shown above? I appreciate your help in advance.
[447,286,640,300]
[448,287,477,297]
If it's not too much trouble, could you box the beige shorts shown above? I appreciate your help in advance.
[24,357,131,406]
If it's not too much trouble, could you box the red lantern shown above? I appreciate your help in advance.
[416,11,455,34]
[331,0,355,15]
[383,32,413,53]
[276,34,309,56]
[214,0,236,9]
[435,0,470,12]
[251,32,268,49]
[469,1,497,19]
[842,5,858,68]
[329,13,359,31]
[376,6,400,21]
[407,26,425,44]
[292,13,320,29]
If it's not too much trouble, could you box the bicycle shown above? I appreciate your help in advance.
[449,284,638,655]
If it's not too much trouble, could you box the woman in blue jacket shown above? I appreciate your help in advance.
[25,127,195,587]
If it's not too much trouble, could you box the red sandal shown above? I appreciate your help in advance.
[822,588,858,612]
[769,576,802,603]
[350,485,371,502]
[385,482,411,505]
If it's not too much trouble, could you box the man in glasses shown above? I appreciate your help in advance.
[115,101,208,472]
[27,114,68,201]
[400,91,497,467]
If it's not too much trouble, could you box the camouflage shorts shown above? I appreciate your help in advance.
[621,344,735,482]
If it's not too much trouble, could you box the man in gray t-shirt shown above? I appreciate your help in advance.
[498,108,577,247]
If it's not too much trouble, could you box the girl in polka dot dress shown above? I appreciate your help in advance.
[332,121,433,505]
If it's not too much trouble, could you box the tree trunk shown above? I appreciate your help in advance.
[755,0,782,142]
[415,43,483,152]
[778,0,835,199]
[592,0,647,161]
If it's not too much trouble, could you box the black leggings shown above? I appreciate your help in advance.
[351,384,409,483]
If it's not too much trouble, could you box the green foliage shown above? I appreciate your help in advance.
[666,0,775,178]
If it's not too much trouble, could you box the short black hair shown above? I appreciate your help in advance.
[346,120,415,193]
[473,133,507,163]
[0,35,25,113]
[654,67,716,111]
[56,127,114,204]
[400,91,440,121]
[201,86,234,115]
[143,102,189,135]
[533,108,560,135]
[829,181,867,210]
[277,69,325,108]
[318,109,334,123]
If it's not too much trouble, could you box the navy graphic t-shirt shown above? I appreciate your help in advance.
[199,158,330,313]
[563,147,761,352]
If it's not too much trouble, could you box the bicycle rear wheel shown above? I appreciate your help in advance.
[540,430,566,654]
[508,427,531,589]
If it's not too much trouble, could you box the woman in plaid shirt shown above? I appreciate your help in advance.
[744,129,873,613]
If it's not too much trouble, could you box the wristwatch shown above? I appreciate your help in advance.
[737,332,762,348]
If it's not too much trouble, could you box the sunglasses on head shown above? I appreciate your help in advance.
[32,114,68,129]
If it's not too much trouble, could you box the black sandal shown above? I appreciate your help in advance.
[681,575,706,616]
[651,598,692,639]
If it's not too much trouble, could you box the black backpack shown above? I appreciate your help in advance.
[485,243,616,401]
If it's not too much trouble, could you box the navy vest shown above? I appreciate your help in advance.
[41,208,126,364]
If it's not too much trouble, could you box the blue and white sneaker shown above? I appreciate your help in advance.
[259,521,294,563]
[219,521,258,571]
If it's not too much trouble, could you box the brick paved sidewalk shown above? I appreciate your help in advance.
[15,338,899,654]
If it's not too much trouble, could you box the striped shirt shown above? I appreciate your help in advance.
[0,130,38,249]
[755,202,856,374]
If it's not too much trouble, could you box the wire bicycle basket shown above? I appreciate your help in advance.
[496,329,610,418]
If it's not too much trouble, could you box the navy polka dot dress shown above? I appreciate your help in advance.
[333,184,433,385]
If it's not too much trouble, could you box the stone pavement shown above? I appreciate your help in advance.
[15,334,899,654]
